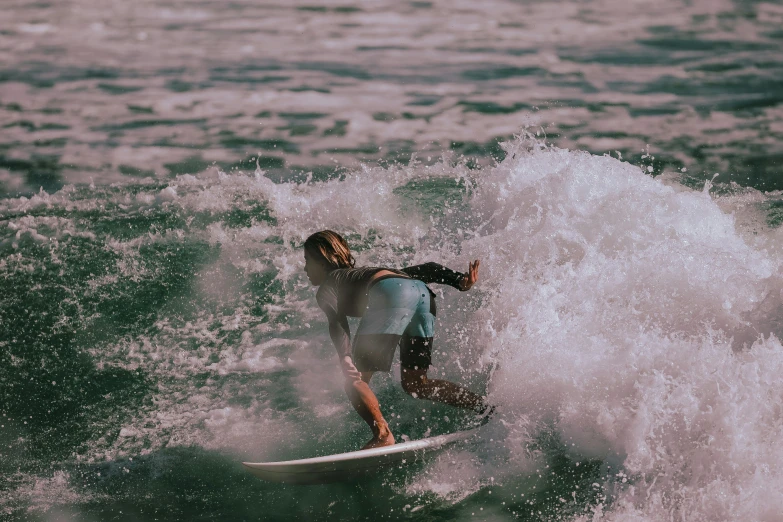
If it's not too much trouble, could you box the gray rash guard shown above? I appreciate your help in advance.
[315,262,465,359]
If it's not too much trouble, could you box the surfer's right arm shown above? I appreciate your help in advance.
[316,283,354,371]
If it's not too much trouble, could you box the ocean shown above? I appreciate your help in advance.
[2,0,783,520]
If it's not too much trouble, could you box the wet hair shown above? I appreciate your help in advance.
[304,230,356,270]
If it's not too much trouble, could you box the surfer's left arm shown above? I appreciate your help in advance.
[401,260,480,291]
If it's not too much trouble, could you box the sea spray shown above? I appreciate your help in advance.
[463,139,783,520]
[4,136,783,520]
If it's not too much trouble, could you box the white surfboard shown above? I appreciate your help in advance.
[243,428,480,485]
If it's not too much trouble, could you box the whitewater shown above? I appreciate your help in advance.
[4,134,783,521]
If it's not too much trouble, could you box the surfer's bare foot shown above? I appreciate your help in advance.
[362,426,395,450]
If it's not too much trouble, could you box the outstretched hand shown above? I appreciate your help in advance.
[459,259,480,291]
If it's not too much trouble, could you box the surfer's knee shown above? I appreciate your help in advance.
[401,368,427,396]
[401,378,416,395]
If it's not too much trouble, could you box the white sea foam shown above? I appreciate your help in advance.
[461,139,783,520]
[3,470,102,517]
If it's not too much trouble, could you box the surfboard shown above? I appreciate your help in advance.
[242,428,480,485]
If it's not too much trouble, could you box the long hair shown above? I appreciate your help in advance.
[304,230,356,270]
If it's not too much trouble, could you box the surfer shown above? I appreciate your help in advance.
[304,230,492,450]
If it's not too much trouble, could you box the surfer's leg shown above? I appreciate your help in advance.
[400,366,487,412]
[341,359,395,449]
[399,335,488,412]
[348,278,429,448]
[398,282,490,413]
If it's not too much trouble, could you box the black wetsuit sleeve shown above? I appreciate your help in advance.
[316,284,352,360]
[401,262,465,289]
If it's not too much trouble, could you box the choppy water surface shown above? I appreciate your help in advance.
[2,1,783,521]
[2,0,783,194]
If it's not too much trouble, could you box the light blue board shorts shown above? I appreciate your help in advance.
[352,278,436,372]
